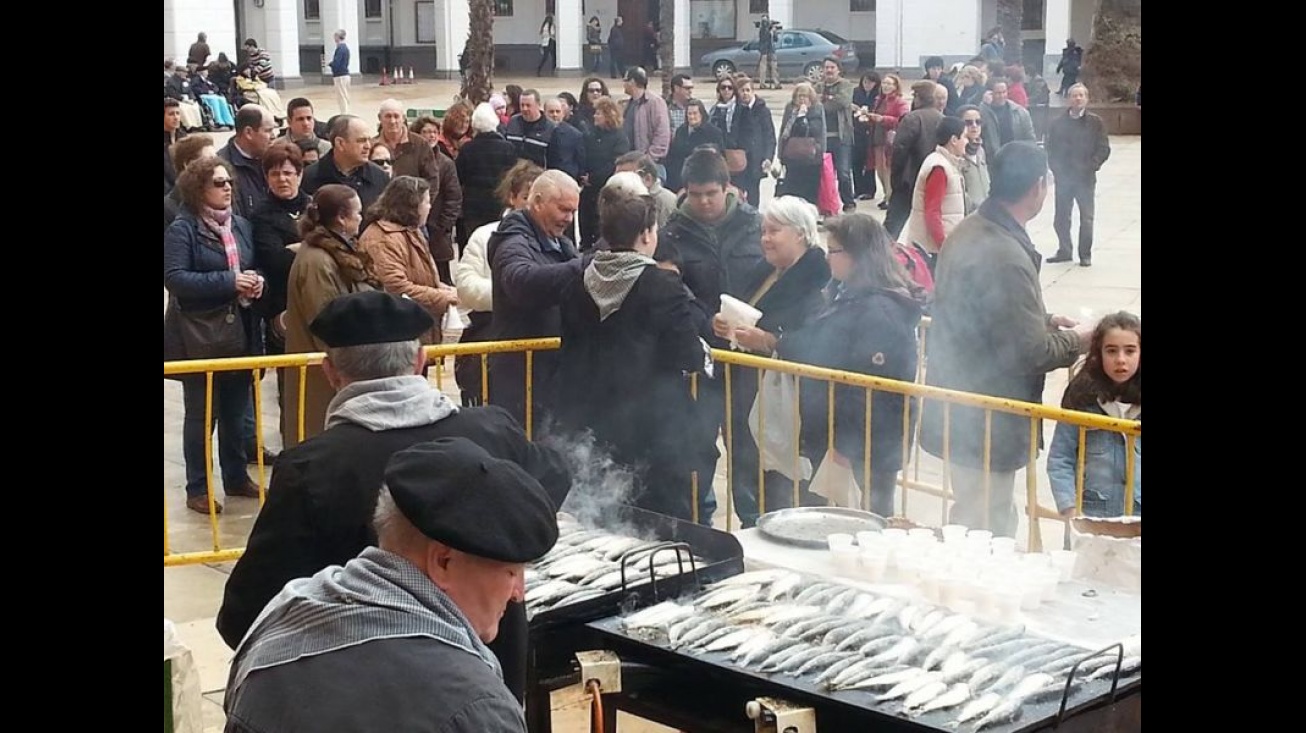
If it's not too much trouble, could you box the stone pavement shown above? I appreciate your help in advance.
[164,75,1140,732]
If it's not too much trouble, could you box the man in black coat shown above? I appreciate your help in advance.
[502,89,557,169]
[544,97,586,181]
[225,438,558,733]
[656,150,765,525]
[300,114,391,211]
[456,103,521,245]
[486,170,583,433]
[885,83,946,238]
[216,104,277,218]
[216,292,572,703]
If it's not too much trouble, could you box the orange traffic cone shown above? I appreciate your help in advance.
[380,67,390,86]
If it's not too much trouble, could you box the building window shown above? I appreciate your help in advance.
[850,0,875,11]
[494,0,514,17]
[749,0,768,13]
[304,0,320,21]
[365,0,383,19]
[691,0,736,39]
[416,1,436,43]
[1022,0,1045,30]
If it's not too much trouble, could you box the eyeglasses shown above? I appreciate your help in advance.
[827,247,846,255]
[587,87,603,93]
[963,119,982,127]
[211,178,234,188]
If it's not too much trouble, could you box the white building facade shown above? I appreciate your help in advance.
[163,0,1094,81]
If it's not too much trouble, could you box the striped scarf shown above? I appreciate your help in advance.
[228,547,502,693]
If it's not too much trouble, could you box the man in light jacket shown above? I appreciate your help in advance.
[621,67,671,179]
[920,142,1093,537]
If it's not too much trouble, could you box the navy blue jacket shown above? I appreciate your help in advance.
[217,140,269,219]
[163,211,262,358]
[547,121,587,181]
[329,43,350,77]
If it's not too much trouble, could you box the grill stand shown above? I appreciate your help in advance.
[746,697,818,733]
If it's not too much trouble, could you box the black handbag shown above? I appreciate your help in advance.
[165,301,247,360]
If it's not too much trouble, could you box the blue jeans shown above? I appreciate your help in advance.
[182,372,252,498]
[833,139,855,206]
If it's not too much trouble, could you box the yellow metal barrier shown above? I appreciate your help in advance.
[166,331,1139,565]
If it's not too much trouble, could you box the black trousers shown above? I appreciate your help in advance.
[884,183,913,238]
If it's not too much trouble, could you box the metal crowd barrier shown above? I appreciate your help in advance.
[164,331,1140,565]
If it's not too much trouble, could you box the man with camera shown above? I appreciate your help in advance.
[756,15,781,90]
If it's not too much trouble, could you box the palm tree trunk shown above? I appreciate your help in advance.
[995,0,1023,66]
[461,0,495,105]
[658,0,675,98]
[1082,0,1142,102]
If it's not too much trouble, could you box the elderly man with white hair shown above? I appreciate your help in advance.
[457,102,521,243]
[708,195,832,527]
[486,170,583,431]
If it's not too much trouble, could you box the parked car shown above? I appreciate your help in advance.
[698,29,859,83]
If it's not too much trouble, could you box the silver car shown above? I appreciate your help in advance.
[699,29,860,83]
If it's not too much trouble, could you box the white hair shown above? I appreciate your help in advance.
[373,486,431,555]
[761,195,820,248]
[529,169,582,202]
[543,97,564,111]
[334,29,347,41]
[471,102,500,134]
[326,339,422,382]
[379,98,404,115]
[603,171,648,197]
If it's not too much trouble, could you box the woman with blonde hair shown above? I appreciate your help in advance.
[954,65,986,108]
[579,96,631,249]
[777,83,827,207]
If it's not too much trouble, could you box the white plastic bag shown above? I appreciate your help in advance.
[164,619,205,733]
[748,370,812,482]
[442,306,469,332]
[810,452,861,508]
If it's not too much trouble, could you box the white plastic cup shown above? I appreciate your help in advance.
[1051,550,1078,582]
[994,586,1023,618]
[1039,568,1060,602]
[882,528,908,545]
[941,524,968,544]
[909,528,937,543]
[1021,552,1052,569]
[990,537,1017,557]
[856,531,883,548]
[896,553,923,583]
[1019,576,1044,610]
[827,533,856,551]
[860,545,890,582]
[831,544,860,574]
[966,529,994,544]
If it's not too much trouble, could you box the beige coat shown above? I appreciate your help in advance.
[358,220,455,344]
[281,238,375,448]
[905,147,967,254]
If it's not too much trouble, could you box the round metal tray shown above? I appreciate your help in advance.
[754,507,887,549]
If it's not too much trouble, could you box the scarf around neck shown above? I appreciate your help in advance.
[584,250,656,321]
[228,547,501,693]
[325,374,459,431]
[306,226,379,287]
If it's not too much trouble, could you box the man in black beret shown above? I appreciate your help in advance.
[217,291,572,704]
[225,438,557,733]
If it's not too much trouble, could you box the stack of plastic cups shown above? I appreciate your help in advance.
[857,532,890,583]
[941,524,968,546]
[1017,552,1051,609]
[965,529,994,557]
[990,537,1018,558]
[1050,549,1078,582]
[881,528,908,578]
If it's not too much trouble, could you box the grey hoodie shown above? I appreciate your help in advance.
[583,250,657,321]
[324,375,459,431]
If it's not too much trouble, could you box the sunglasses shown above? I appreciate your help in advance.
[963,119,982,127]
[373,159,393,166]
[587,87,603,93]
[720,85,734,91]
[211,179,234,188]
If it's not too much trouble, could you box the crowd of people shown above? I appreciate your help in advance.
[163,38,1139,733]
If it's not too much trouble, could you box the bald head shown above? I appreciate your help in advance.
[933,83,949,110]
[234,104,276,158]
[543,97,566,123]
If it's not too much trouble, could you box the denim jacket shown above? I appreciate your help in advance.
[1047,401,1142,516]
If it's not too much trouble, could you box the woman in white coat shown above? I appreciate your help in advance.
[452,160,543,405]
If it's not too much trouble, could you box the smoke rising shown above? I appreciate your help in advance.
[540,426,649,539]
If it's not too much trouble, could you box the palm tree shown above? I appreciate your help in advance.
[1082,0,1142,102]
[658,0,674,98]
[994,0,1023,65]
[461,0,495,104]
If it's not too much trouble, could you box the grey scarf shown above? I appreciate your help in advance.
[228,547,502,693]
[583,250,655,321]
[325,375,458,431]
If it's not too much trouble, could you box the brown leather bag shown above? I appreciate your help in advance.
[724,148,749,174]
[782,136,819,164]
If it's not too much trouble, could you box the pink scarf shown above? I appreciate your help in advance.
[202,206,241,272]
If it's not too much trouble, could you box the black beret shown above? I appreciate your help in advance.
[309,291,434,348]
[384,438,559,563]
